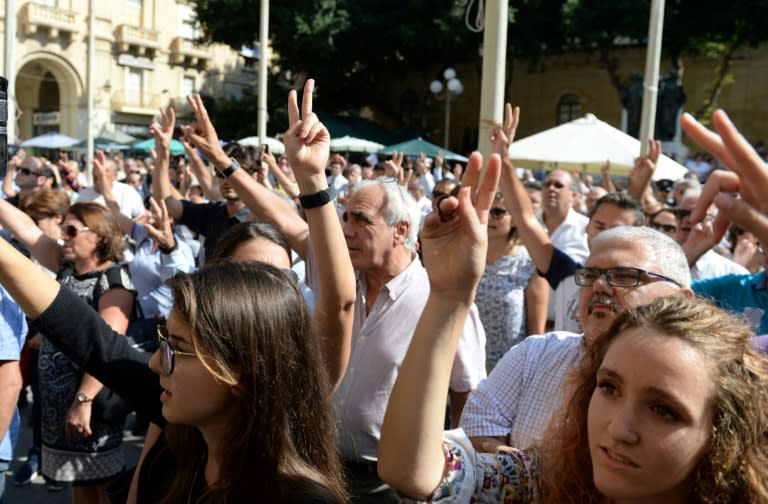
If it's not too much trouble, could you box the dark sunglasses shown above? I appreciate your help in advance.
[651,222,677,234]
[61,225,91,238]
[18,167,41,176]
[489,208,509,219]
[432,190,448,199]
[157,325,199,375]
[544,180,566,189]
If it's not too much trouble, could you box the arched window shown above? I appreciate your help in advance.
[557,94,581,124]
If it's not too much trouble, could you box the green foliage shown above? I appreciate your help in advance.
[191,0,768,122]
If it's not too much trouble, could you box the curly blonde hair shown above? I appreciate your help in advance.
[537,296,768,503]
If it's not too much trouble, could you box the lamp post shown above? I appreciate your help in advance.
[430,68,464,150]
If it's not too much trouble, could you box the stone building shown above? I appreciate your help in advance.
[0,0,257,142]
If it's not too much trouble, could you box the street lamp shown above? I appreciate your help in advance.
[430,68,464,150]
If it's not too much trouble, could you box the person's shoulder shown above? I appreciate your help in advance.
[76,186,97,200]
[527,330,583,344]
[517,331,583,357]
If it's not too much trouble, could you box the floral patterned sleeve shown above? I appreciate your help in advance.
[400,429,540,504]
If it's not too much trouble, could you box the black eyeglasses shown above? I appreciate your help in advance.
[61,225,91,238]
[157,325,199,375]
[574,267,681,288]
[18,167,41,176]
[489,208,509,219]
[651,222,677,234]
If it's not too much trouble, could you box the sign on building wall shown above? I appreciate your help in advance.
[118,54,155,70]
[33,112,60,125]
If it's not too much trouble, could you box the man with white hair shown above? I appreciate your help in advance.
[461,226,694,452]
[228,173,486,503]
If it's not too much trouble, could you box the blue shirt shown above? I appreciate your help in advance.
[693,270,768,335]
[0,284,27,461]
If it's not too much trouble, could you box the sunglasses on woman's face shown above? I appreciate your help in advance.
[156,325,199,375]
[61,225,91,238]
[489,208,509,219]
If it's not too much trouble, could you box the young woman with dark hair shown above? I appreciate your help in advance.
[0,80,355,502]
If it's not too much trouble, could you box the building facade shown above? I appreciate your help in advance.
[0,0,257,143]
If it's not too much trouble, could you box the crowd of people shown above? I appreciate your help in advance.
[0,81,765,504]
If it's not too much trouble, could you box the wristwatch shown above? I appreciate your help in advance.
[215,158,241,179]
[76,392,93,404]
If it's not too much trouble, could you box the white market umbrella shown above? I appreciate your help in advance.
[21,131,81,149]
[237,136,285,155]
[508,113,687,181]
[330,135,384,153]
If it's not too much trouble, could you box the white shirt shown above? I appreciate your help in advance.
[77,181,145,219]
[460,331,583,449]
[691,249,749,281]
[546,209,589,321]
[415,195,433,226]
[307,247,487,462]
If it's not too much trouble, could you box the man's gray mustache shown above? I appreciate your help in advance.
[587,294,618,315]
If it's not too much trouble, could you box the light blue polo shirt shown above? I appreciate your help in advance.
[0,284,27,461]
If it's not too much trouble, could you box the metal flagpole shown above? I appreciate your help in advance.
[638,0,665,156]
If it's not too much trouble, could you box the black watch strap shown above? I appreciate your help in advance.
[215,158,241,178]
[299,186,337,209]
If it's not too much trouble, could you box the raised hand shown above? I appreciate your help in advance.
[680,110,768,245]
[144,198,175,250]
[384,151,404,178]
[421,152,501,297]
[628,139,660,199]
[92,150,110,197]
[434,152,444,172]
[416,153,429,175]
[181,95,228,168]
[489,103,520,156]
[630,139,660,184]
[284,79,330,183]
[149,106,176,154]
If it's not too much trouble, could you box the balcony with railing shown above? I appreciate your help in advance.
[111,90,163,116]
[170,37,212,68]
[115,24,161,56]
[21,2,78,38]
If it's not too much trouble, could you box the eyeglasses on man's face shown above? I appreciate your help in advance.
[574,267,681,288]
[61,225,91,238]
[157,325,199,375]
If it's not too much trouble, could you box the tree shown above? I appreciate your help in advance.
[192,0,481,115]
[562,0,768,119]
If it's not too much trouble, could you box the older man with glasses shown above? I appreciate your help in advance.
[461,226,694,454]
